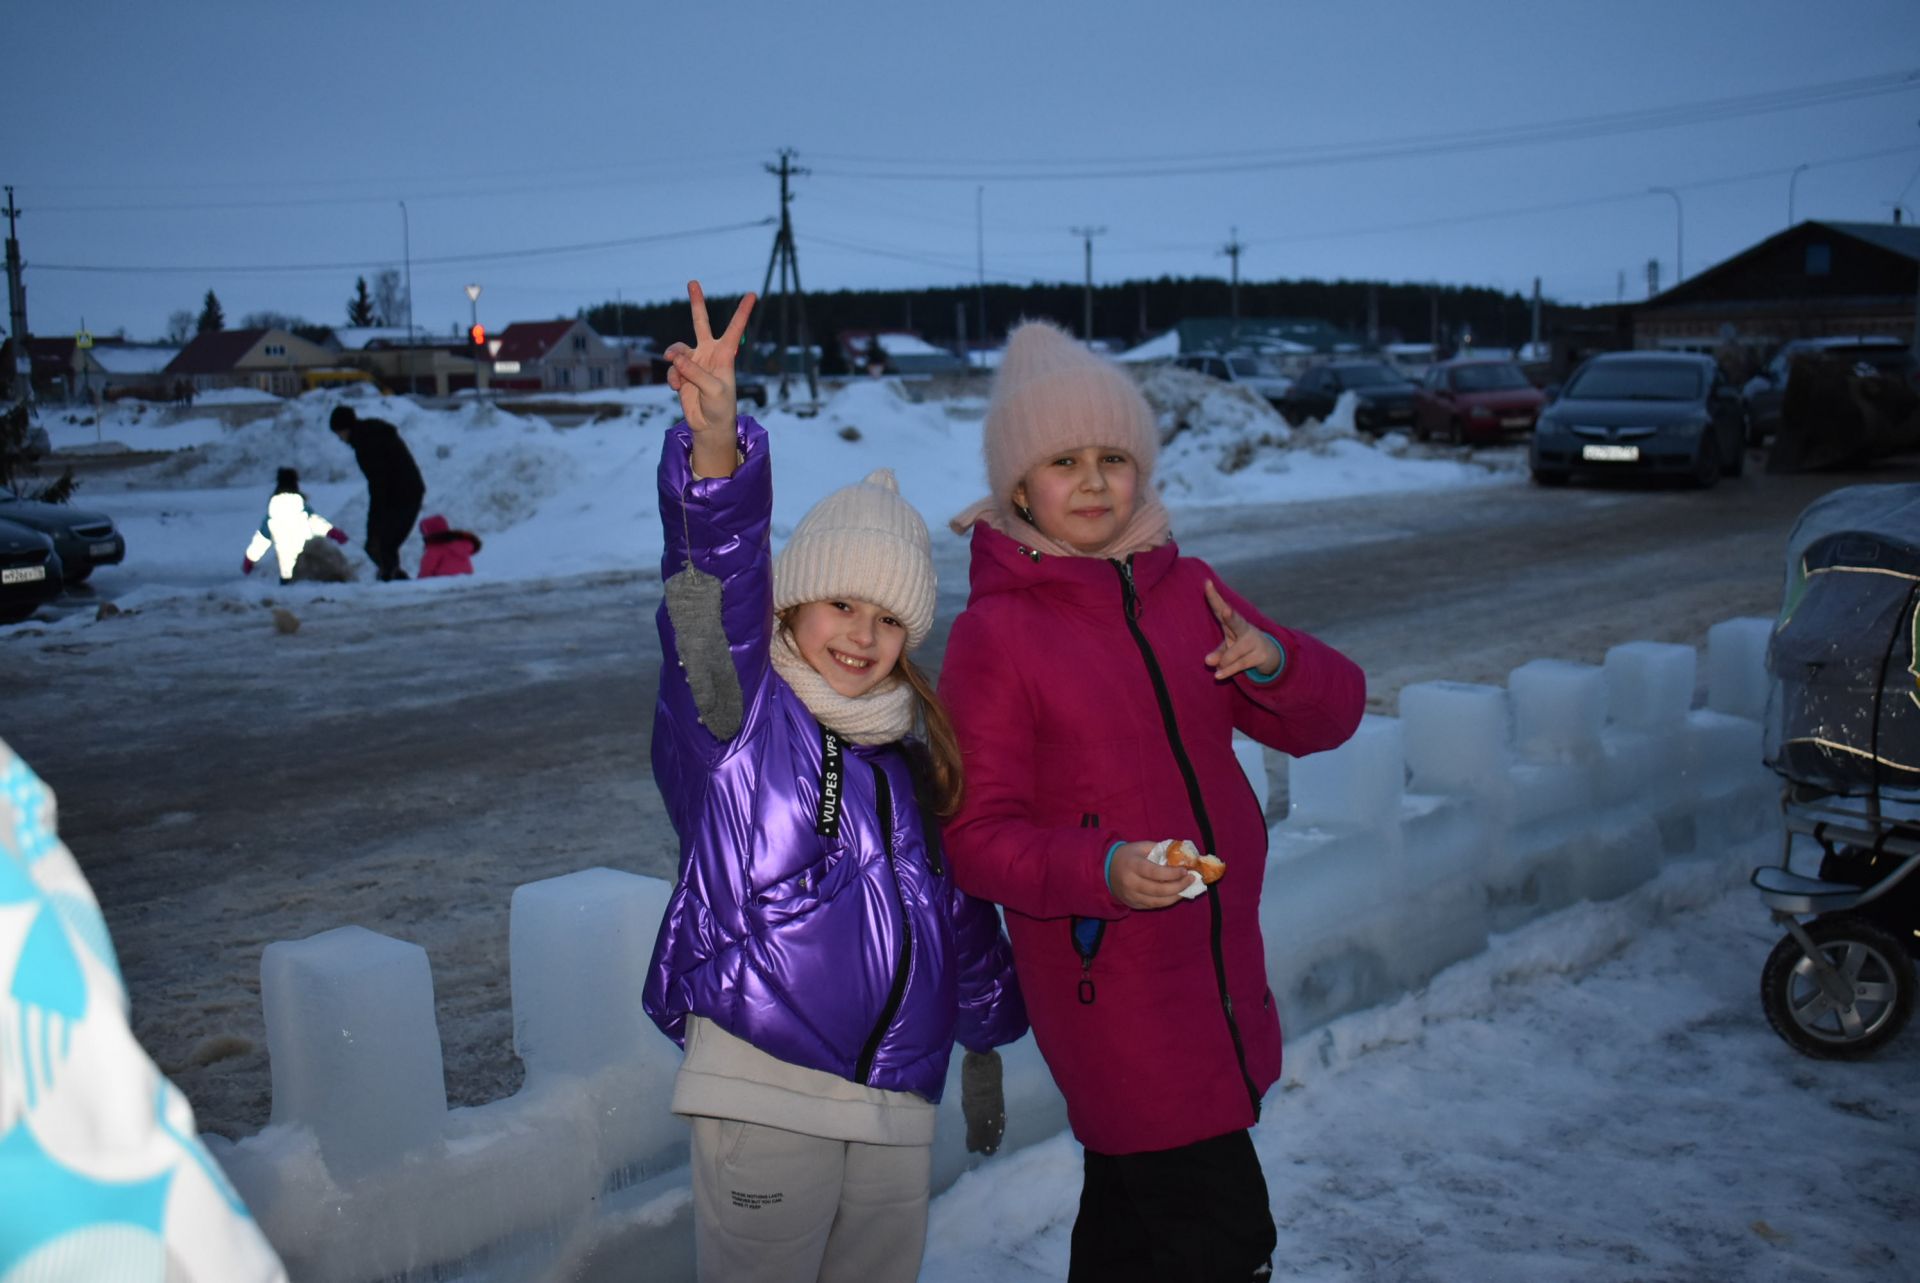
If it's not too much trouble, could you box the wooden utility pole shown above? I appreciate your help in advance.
[1219,227,1244,322]
[5,187,30,403]
[1070,225,1106,341]
[746,149,820,404]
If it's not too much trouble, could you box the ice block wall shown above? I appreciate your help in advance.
[214,617,1782,1283]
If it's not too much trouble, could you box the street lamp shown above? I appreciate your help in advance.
[1649,186,1684,285]
[465,284,484,395]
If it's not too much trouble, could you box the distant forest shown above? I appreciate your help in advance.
[581,275,1600,356]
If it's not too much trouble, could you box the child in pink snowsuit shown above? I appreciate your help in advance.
[417,514,482,578]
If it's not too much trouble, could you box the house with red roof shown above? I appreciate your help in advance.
[488,319,625,393]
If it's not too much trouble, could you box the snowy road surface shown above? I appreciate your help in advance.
[920,859,1918,1282]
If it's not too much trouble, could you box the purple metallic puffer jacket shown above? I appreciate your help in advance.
[642,418,1026,1101]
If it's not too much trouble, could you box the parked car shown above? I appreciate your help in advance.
[0,517,64,624]
[1529,352,1746,488]
[1743,336,1916,445]
[0,487,126,582]
[1277,361,1419,432]
[1172,351,1293,406]
[1413,359,1547,445]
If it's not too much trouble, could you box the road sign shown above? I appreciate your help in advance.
[75,330,93,349]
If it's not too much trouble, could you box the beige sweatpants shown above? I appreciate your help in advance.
[688,1116,932,1283]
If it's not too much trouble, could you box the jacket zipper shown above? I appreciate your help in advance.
[1112,556,1261,1120]
[856,761,914,1084]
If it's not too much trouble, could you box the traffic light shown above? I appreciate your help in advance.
[468,323,486,351]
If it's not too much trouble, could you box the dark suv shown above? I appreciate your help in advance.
[1743,336,1914,445]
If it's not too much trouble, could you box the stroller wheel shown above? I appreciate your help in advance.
[1761,915,1914,1059]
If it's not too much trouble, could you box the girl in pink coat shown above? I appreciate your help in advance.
[939,321,1365,1283]
[416,514,482,577]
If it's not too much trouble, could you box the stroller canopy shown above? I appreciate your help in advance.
[1765,483,1920,798]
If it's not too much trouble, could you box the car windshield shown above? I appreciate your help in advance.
[1451,363,1531,392]
[1564,361,1703,401]
[1335,363,1399,388]
[1227,357,1265,378]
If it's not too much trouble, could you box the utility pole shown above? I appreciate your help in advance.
[1647,258,1661,299]
[5,187,30,404]
[1219,227,1244,322]
[1070,225,1106,342]
[745,149,820,404]
[1530,277,1542,354]
[975,186,987,372]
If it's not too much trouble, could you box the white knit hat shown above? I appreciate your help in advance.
[983,319,1159,507]
[774,468,937,650]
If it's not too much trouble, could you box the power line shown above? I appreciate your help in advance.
[807,69,1920,182]
[29,218,775,275]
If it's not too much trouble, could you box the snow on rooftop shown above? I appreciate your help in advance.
[90,345,180,374]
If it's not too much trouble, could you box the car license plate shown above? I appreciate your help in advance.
[1581,444,1640,462]
[90,541,116,556]
[1502,416,1531,428]
[2,566,46,585]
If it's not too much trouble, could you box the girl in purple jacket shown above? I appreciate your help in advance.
[641,283,1026,1283]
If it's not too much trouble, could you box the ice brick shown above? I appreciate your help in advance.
[511,867,676,1079]
[1603,641,1696,729]
[1400,681,1510,795]
[1508,659,1606,763]
[1706,617,1774,721]
[1287,714,1404,829]
[261,925,446,1178]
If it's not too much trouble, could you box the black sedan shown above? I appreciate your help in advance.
[0,487,126,581]
[0,517,64,624]
[1530,352,1746,488]
[1277,361,1419,433]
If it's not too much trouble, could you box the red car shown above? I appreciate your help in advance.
[1412,359,1546,445]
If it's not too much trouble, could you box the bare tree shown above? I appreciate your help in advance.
[239,310,306,332]
[165,310,195,345]
[370,268,408,329]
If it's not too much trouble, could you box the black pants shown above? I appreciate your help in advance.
[364,492,422,581]
[1069,1129,1276,1283]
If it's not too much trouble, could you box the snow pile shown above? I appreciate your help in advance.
[210,621,1786,1283]
[20,378,1519,630]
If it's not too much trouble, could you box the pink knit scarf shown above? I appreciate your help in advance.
[947,492,1172,560]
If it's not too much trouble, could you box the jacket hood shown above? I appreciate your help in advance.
[419,513,449,538]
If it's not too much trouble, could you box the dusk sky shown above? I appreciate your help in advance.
[9,0,1920,344]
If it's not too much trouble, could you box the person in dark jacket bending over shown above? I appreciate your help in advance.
[329,404,425,581]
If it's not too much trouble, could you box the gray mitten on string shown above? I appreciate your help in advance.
[663,563,743,739]
[961,1049,1006,1155]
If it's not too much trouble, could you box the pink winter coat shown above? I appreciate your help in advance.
[417,514,481,578]
[939,522,1365,1155]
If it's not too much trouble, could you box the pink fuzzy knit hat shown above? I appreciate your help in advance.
[982,320,1159,507]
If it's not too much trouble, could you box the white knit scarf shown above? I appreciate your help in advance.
[768,627,916,745]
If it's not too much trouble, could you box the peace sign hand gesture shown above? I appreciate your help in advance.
[1202,580,1283,682]
[665,280,757,474]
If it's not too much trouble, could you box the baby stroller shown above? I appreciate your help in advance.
[1750,483,1920,1059]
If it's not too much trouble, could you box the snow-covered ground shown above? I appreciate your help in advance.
[21,372,1519,630]
[922,858,1919,1283]
[22,379,1904,1283]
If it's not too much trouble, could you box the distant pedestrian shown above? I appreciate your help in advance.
[242,467,350,583]
[416,513,482,578]
[329,405,424,581]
